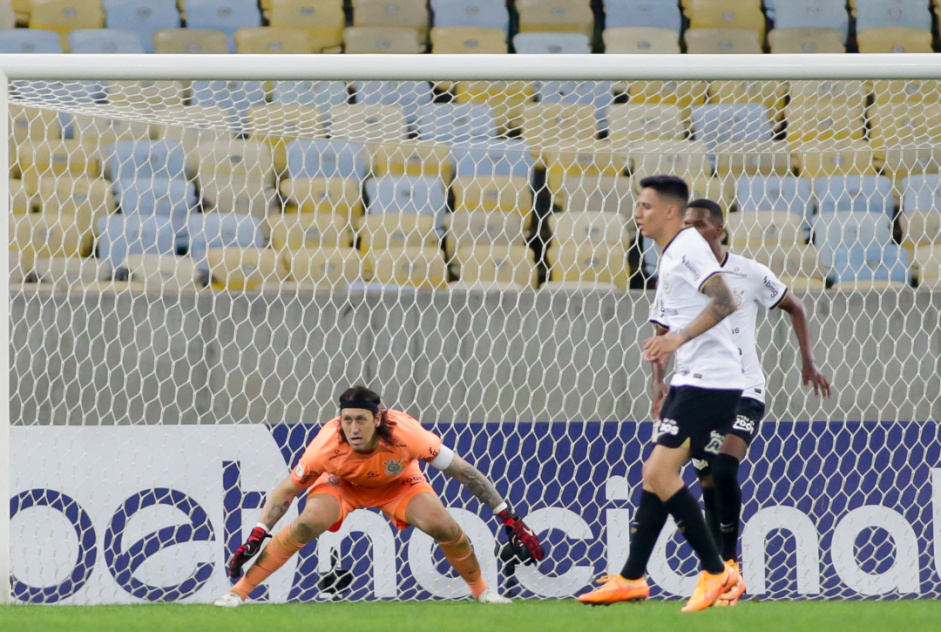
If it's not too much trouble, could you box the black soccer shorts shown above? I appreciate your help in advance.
[654,385,742,461]
[691,395,765,476]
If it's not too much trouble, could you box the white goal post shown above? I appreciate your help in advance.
[3,53,941,605]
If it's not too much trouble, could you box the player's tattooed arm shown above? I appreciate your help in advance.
[644,275,735,363]
[258,476,307,530]
[443,454,505,510]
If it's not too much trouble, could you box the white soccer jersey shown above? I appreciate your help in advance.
[649,227,745,390]
[721,251,789,404]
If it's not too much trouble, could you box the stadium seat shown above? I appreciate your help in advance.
[767,27,845,54]
[856,0,931,33]
[549,210,630,247]
[538,80,614,109]
[416,103,496,143]
[545,241,629,289]
[684,28,763,54]
[269,0,345,52]
[726,210,804,248]
[268,213,353,250]
[152,28,229,53]
[10,104,61,145]
[431,0,509,32]
[450,244,536,289]
[371,141,452,179]
[602,26,680,53]
[444,209,527,256]
[793,140,876,178]
[187,213,264,265]
[869,101,941,150]
[813,211,893,266]
[689,175,734,210]
[366,246,446,289]
[287,139,367,182]
[453,80,533,134]
[17,139,101,192]
[902,209,941,246]
[870,79,941,106]
[280,177,362,215]
[708,81,786,119]
[630,139,712,183]
[365,175,448,231]
[117,177,196,240]
[194,139,276,196]
[691,104,773,150]
[353,80,434,124]
[95,214,176,271]
[69,28,146,53]
[206,247,287,290]
[913,244,941,288]
[712,141,791,177]
[328,103,408,143]
[521,103,599,157]
[785,83,867,146]
[190,80,267,116]
[857,27,933,53]
[234,27,311,53]
[10,179,34,214]
[287,246,364,288]
[737,243,826,290]
[358,213,438,252]
[124,253,200,290]
[512,32,591,54]
[107,139,186,184]
[542,140,629,196]
[735,175,814,217]
[830,243,910,290]
[0,1,13,29]
[12,211,94,263]
[103,0,179,53]
[31,256,105,289]
[0,27,61,52]
[555,174,635,215]
[901,174,941,244]
[343,26,423,53]
[202,181,275,219]
[69,113,152,144]
[430,26,506,53]
[272,80,348,111]
[814,175,895,215]
[608,103,687,142]
[604,1,681,31]
[686,1,765,36]
[29,0,104,50]
[517,0,593,36]
[451,140,535,179]
[352,0,429,31]
[182,0,261,52]
[451,175,533,213]
[625,80,709,109]
[771,1,848,38]
[247,103,326,174]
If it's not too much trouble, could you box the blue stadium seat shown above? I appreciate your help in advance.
[513,32,591,54]
[814,175,895,215]
[117,177,197,248]
[902,174,941,212]
[365,175,448,232]
[190,80,268,133]
[416,103,496,143]
[604,1,682,31]
[182,0,262,52]
[0,29,62,53]
[735,175,814,215]
[856,0,932,33]
[831,243,910,286]
[68,29,146,53]
[431,0,509,32]
[96,214,177,271]
[186,213,264,265]
[813,211,893,267]
[691,104,773,150]
[771,0,848,38]
[286,139,367,181]
[103,0,180,54]
[451,140,535,179]
[538,80,613,131]
[107,140,187,184]
[353,80,434,125]
[272,81,349,110]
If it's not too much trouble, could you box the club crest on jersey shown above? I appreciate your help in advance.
[384,458,405,475]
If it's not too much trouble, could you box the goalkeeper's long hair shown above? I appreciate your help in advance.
[336,385,399,446]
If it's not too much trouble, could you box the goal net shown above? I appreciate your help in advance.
[4,55,941,605]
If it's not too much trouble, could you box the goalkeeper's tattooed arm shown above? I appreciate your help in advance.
[257,476,307,530]
[443,454,505,510]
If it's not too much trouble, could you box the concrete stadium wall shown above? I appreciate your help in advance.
[10,289,941,426]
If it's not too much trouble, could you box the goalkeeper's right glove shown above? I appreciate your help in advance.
[497,507,545,565]
[228,525,271,579]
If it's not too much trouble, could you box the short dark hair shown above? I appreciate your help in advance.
[338,385,381,410]
[639,175,690,209]
[337,385,399,446]
[687,198,724,225]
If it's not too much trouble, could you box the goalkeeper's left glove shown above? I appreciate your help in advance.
[497,506,544,565]
[228,525,271,578]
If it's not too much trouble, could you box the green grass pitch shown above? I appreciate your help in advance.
[3,599,940,632]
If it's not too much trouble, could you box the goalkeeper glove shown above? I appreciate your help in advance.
[228,525,271,579]
[497,507,544,565]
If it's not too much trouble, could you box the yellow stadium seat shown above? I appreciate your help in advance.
[70,114,152,145]
[268,213,353,250]
[248,104,326,174]
[712,140,792,177]
[430,26,506,53]
[914,244,941,288]
[708,81,786,120]
[543,140,629,197]
[768,28,845,54]
[371,141,452,179]
[352,0,429,31]
[366,246,446,288]
[687,0,764,35]
[726,211,804,249]
[195,140,276,193]
[521,103,598,159]
[107,81,186,108]
[125,254,200,291]
[785,93,866,146]
[344,26,423,53]
[454,81,533,135]
[516,0,593,37]
[17,140,101,192]
[546,242,629,289]
[10,104,60,145]
[235,27,312,54]
[36,176,116,226]
[10,179,35,214]
[31,256,104,289]
[625,80,708,108]
[737,243,825,290]
[555,174,635,216]
[444,209,527,257]
[549,210,629,247]
[870,80,941,106]
[207,247,287,291]
[869,101,941,150]
[793,140,877,178]
[902,211,941,246]
[603,27,680,54]
[11,212,93,260]
[269,0,345,52]
[280,177,363,216]
[11,0,27,26]
[881,146,941,182]
[29,0,103,50]
[858,27,933,53]
[287,246,364,288]
[153,29,229,54]
[685,28,763,54]
[201,182,276,219]
[629,139,712,183]
[451,175,533,214]
[688,175,734,210]
[607,103,688,142]
[451,244,537,289]
[358,213,438,252]
[328,103,408,143]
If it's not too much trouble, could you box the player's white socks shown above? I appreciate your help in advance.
[213,592,245,608]
[476,589,512,604]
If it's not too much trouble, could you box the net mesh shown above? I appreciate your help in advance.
[7,77,941,604]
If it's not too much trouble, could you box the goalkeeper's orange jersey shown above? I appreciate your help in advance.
[290,409,443,490]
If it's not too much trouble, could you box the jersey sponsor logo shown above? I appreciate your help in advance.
[763,276,779,298]
[402,475,425,487]
[733,415,756,434]
[704,431,724,455]
[655,418,679,439]
[681,256,700,279]
[384,458,405,475]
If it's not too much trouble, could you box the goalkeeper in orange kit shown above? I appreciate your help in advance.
[214,385,544,606]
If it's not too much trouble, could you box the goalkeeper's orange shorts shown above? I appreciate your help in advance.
[308,472,438,531]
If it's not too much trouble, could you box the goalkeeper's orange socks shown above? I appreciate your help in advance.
[232,526,305,600]
[439,531,488,599]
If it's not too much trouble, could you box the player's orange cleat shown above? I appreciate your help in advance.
[715,561,746,607]
[577,575,650,605]
[681,564,740,612]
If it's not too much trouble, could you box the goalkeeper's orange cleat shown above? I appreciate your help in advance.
[681,564,740,612]
[715,561,746,607]
[577,575,649,605]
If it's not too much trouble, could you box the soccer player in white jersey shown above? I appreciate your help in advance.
[578,175,744,612]
[682,199,832,605]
